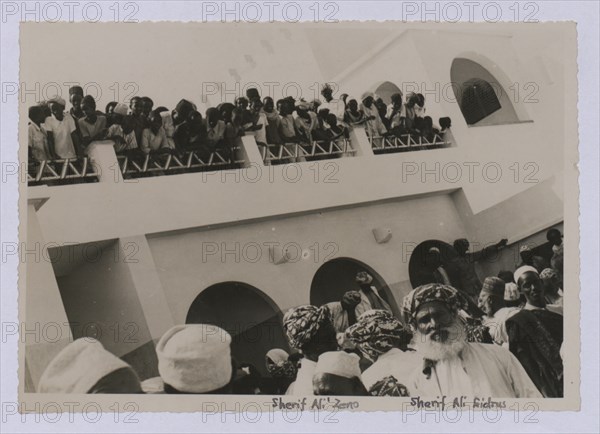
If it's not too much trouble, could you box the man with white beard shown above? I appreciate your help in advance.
[402,283,541,398]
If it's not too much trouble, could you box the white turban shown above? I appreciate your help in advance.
[514,265,539,284]
[38,338,131,393]
[314,351,361,379]
[156,324,232,393]
[361,91,374,101]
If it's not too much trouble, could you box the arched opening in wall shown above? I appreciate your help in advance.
[310,258,400,318]
[408,240,458,289]
[186,282,289,376]
[374,81,402,105]
[450,58,521,127]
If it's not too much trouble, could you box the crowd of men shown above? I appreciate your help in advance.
[28,84,450,166]
[38,227,564,398]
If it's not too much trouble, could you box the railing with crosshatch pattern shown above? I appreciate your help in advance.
[116,147,246,178]
[259,138,356,164]
[368,133,448,154]
[27,157,99,186]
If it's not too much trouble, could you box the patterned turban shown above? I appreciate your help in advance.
[283,305,332,350]
[401,283,469,326]
[265,349,297,379]
[368,375,410,397]
[345,310,412,362]
[540,268,559,280]
[481,276,506,298]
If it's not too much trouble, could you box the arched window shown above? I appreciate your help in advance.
[374,81,402,105]
[460,78,502,125]
[187,282,289,376]
[451,58,521,127]
[310,257,400,317]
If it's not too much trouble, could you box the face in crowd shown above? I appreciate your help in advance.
[415,301,458,344]
[130,97,144,116]
[518,271,545,307]
[50,102,65,121]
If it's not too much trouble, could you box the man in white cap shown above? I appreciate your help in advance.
[143,324,234,394]
[478,276,520,348]
[312,351,367,396]
[43,96,80,159]
[505,266,563,397]
[38,338,142,394]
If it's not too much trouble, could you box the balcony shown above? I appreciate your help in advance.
[369,133,448,155]
[27,157,99,186]
[259,138,356,165]
[117,147,245,179]
[26,127,455,187]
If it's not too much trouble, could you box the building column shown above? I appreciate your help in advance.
[349,126,375,157]
[86,140,123,183]
[23,198,72,392]
[120,235,175,341]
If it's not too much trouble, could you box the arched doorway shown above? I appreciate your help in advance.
[374,81,402,104]
[186,282,289,376]
[450,58,520,126]
[310,258,400,317]
[408,240,457,288]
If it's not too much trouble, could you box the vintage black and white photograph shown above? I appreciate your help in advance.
[17,19,579,413]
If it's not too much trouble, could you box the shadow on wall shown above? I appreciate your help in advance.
[408,240,457,289]
[186,282,289,377]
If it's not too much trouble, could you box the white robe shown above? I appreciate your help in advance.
[409,342,542,398]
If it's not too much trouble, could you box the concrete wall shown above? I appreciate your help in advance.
[147,192,469,323]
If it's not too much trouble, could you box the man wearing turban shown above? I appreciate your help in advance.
[505,267,564,397]
[346,309,419,392]
[402,283,542,398]
[478,277,520,348]
[282,305,338,395]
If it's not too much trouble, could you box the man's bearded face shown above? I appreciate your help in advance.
[413,301,466,360]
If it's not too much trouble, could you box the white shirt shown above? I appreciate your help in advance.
[409,343,542,398]
[248,112,268,144]
[43,113,77,158]
[361,348,422,391]
[28,122,50,161]
[285,358,316,396]
[320,99,345,120]
[483,307,520,348]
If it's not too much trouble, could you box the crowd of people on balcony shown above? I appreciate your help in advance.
[38,227,563,399]
[28,84,450,167]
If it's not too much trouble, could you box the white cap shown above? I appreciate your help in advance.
[156,324,232,393]
[38,338,131,393]
[514,265,539,284]
[47,96,66,107]
[314,351,361,379]
[113,103,129,116]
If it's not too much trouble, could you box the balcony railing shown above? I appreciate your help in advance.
[260,139,356,164]
[117,148,246,178]
[27,157,99,186]
[369,133,447,154]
